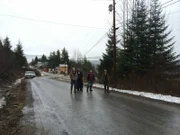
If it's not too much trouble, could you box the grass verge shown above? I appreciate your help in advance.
[0,80,26,135]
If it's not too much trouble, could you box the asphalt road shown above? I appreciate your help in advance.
[24,77,180,135]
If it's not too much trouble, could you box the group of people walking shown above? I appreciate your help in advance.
[70,68,109,94]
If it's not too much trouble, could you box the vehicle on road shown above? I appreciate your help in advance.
[25,71,36,79]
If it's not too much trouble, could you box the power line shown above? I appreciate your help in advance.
[0,13,108,30]
[162,0,180,8]
[169,10,180,15]
[84,33,107,56]
[162,0,175,6]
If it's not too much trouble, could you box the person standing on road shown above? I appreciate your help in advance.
[87,70,95,92]
[76,68,83,91]
[102,70,109,93]
[70,68,77,94]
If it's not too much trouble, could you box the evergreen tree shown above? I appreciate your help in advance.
[52,51,56,57]
[82,57,94,75]
[0,39,3,48]
[61,47,69,64]
[148,0,179,72]
[35,56,38,64]
[3,36,12,50]
[98,29,120,77]
[14,41,27,67]
[15,41,23,56]
[121,0,149,74]
[41,54,47,62]
[0,37,15,77]
[56,50,61,65]
[69,57,94,76]
[48,52,57,68]
[30,59,36,66]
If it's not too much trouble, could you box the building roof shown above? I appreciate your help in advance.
[59,64,68,67]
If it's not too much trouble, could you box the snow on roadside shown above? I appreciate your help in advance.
[93,83,180,104]
[14,78,24,86]
[0,78,24,109]
[0,97,6,109]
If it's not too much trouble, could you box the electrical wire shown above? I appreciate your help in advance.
[169,10,180,15]
[162,0,180,8]
[0,13,109,30]
[162,0,175,6]
[84,33,107,56]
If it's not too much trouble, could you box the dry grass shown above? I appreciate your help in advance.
[116,74,180,97]
[0,80,27,135]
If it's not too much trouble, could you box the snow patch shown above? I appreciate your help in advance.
[14,78,23,86]
[0,97,6,109]
[93,83,180,104]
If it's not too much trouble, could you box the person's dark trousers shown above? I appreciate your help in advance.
[104,83,109,93]
[76,80,79,91]
[87,81,93,92]
[76,79,81,91]
[71,80,76,93]
[79,80,83,91]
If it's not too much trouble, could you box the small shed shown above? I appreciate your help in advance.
[58,64,68,74]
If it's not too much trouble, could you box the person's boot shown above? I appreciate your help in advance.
[107,87,110,93]
[90,85,92,92]
[70,88,72,94]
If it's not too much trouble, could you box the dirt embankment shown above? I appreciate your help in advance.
[0,80,27,135]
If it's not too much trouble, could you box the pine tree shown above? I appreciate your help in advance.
[148,0,179,72]
[14,41,27,67]
[61,48,69,64]
[48,52,57,68]
[121,0,149,74]
[15,41,23,56]
[30,59,36,66]
[0,37,15,77]
[56,50,61,65]
[98,29,120,77]
[41,54,47,62]
[3,36,12,50]
[35,56,38,64]
[0,39,3,48]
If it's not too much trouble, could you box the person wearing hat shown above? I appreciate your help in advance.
[86,70,95,92]
[70,68,77,94]
[103,69,109,93]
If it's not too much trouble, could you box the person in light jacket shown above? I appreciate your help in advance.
[70,68,77,94]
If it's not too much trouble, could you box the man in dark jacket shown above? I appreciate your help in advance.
[76,68,83,91]
[102,70,109,93]
[87,70,95,92]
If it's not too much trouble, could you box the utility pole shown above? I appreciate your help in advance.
[113,0,117,86]
[109,0,117,86]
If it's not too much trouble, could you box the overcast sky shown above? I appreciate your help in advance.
[0,0,179,62]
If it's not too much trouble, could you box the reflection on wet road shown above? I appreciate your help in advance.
[29,77,180,135]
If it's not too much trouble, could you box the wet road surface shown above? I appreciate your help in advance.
[26,77,180,135]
